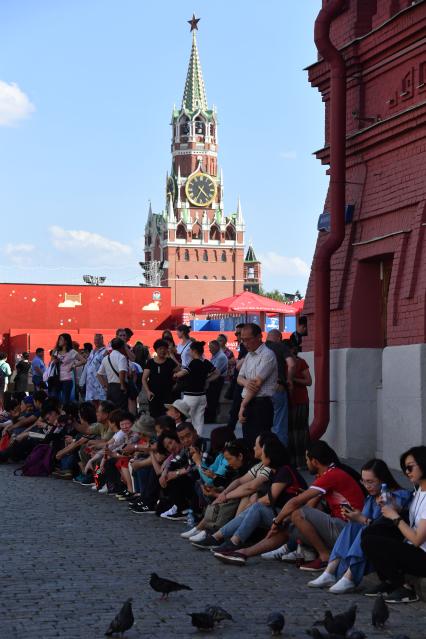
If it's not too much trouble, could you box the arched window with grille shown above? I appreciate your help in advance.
[176,223,186,240]
[184,249,190,261]
[202,250,208,262]
[221,250,227,262]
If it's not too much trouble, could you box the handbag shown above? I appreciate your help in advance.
[0,431,11,451]
[47,361,61,391]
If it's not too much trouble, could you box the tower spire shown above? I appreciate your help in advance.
[182,17,208,112]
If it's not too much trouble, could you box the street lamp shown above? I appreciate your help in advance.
[83,275,106,286]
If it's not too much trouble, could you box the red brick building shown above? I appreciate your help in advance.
[304,0,426,465]
[144,20,256,307]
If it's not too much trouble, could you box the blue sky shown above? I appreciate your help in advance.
[0,0,327,294]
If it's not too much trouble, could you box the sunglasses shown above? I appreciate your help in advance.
[405,463,418,473]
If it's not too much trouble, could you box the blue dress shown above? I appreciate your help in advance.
[330,489,412,585]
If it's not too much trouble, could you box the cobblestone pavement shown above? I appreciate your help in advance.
[0,463,423,639]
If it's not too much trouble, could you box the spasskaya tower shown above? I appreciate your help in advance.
[143,15,247,307]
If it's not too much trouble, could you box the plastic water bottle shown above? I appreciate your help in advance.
[380,483,391,505]
[186,508,195,528]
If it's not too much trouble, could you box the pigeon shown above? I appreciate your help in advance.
[204,605,233,622]
[188,612,215,631]
[149,572,192,600]
[346,631,366,639]
[267,612,285,635]
[105,598,134,637]
[372,594,389,628]
[315,605,357,636]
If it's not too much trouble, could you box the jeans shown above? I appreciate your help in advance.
[271,389,289,446]
[59,380,73,404]
[219,502,275,543]
[133,466,152,493]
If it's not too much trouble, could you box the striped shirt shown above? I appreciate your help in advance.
[239,343,278,398]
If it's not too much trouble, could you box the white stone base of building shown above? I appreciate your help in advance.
[303,344,426,469]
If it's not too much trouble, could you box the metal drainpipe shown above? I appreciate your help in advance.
[310,0,347,441]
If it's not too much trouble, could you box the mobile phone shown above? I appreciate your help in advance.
[341,502,354,511]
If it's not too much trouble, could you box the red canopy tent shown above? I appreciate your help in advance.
[194,291,302,315]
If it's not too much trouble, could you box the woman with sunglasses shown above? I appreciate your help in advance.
[308,459,411,593]
[361,446,426,603]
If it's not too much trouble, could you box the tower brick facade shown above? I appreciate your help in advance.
[144,25,246,307]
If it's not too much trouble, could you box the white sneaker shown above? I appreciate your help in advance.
[308,572,336,588]
[98,485,108,494]
[329,576,355,594]
[181,526,198,539]
[160,504,178,519]
[189,530,207,543]
[261,544,289,560]
[91,484,98,491]
[282,549,304,563]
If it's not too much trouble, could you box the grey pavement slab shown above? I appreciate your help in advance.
[0,464,422,638]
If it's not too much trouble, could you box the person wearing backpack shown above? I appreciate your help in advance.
[0,400,59,464]
[96,338,129,410]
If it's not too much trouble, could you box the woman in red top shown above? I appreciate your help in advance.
[288,345,312,469]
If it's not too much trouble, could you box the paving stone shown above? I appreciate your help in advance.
[0,463,423,638]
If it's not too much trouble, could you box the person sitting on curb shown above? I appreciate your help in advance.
[208,441,365,569]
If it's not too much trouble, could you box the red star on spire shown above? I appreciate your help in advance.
[188,14,200,32]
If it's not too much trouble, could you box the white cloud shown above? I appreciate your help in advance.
[279,150,297,160]
[49,226,132,258]
[259,251,310,277]
[4,243,35,266]
[0,81,35,126]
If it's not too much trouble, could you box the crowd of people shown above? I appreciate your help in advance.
[0,320,425,607]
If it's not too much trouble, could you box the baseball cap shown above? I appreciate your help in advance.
[164,399,190,417]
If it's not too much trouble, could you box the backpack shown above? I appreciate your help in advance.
[14,444,53,477]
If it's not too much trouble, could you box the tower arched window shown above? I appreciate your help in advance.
[225,224,236,241]
[192,223,201,240]
[176,249,180,261]
[213,250,218,262]
[221,276,226,280]
[203,275,208,280]
[176,223,186,240]
[221,251,227,262]
[184,275,189,279]
[202,250,208,262]
[180,116,190,139]
[195,249,199,261]
[184,249,190,261]
[210,224,220,240]
[194,116,205,136]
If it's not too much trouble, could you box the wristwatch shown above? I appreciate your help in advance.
[272,518,283,529]
[392,516,402,527]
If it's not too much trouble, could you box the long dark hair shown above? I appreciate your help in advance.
[263,438,290,469]
[157,430,181,456]
[400,446,426,479]
[224,438,252,466]
[362,458,400,490]
[55,333,73,352]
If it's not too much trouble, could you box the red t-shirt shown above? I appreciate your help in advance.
[292,357,309,405]
[311,465,365,518]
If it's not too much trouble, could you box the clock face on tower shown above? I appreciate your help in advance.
[185,172,216,207]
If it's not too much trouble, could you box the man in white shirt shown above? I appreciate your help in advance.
[237,323,278,447]
[97,338,129,409]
